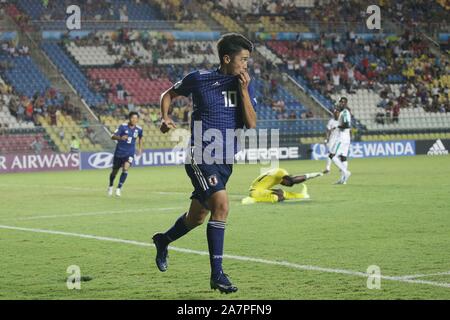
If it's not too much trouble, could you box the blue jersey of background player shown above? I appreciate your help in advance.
[108,111,143,197]
[152,33,257,294]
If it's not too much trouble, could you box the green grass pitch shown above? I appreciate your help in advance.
[1,155,450,299]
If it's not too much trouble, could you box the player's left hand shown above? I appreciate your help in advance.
[238,71,251,91]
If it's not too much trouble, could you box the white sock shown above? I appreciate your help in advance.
[326,157,332,171]
[332,156,347,174]
[305,172,322,180]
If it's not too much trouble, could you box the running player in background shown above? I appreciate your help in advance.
[108,112,143,197]
[323,108,340,174]
[152,33,257,294]
[241,168,323,204]
[329,97,352,184]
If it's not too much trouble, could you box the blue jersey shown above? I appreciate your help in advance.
[172,69,257,162]
[113,123,143,158]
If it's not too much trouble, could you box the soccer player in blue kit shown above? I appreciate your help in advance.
[108,111,143,197]
[152,33,257,293]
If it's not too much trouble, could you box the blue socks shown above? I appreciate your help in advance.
[109,172,116,187]
[163,213,190,244]
[207,220,226,278]
[161,215,226,277]
[110,170,127,188]
[118,171,128,188]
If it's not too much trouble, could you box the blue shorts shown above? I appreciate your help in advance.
[185,160,233,209]
[112,155,134,170]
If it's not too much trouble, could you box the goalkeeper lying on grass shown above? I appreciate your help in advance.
[242,168,323,204]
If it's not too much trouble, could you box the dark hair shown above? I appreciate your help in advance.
[129,111,139,119]
[340,97,348,103]
[217,33,253,64]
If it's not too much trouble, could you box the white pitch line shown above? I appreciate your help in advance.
[0,224,449,290]
[0,207,183,222]
[0,184,243,198]
[398,271,450,280]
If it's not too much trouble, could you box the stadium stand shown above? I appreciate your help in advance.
[0,41,99,153]
[385,0,449,35]
[16,0,165,22]
[38,29,319,137]
[0,83,34,130]
[4,3,31,32]
[41,42,106,106]
[1,0,448,155]
[87,68,172,105]
[0,52,50,98]
[13,0,211,31]
[264,32,450,132]
[0,77,56,154]
[151,0,211,31]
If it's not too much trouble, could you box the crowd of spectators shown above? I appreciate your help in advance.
[36,0,123,21]
[77,30,316,123]
[68,30,216,69]
[203,0,370,32]
[385,0,449,34]
[375,80,450,124]
[203,0,449,35]
[208,0,299,19]
[1,41,29,58]
[0,42,84,128]
[66,31,215,124]
[273,30,449,116]
[155,0,198,22]
[21,0,201,23]
[5,87,82,126]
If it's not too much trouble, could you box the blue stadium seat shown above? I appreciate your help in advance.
[0,54,50,97]
[41,42,105,106]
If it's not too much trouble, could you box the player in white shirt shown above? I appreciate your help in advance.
[323,108,340,174]
[329,97,352,184]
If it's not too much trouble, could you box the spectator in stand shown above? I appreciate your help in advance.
[271,99,285,113]
[116,81,125,100]
[49,105,57,125]
[81,117,89,129]
[377,95,389,109]
[24,97,33,122]
[16,102,25,122]
[70,136,80,153]
[332,69,341,92]
[127,95,135,112]
[270,77,278,95]
[288,111,297,120]
[375,110,385,124]
[18,45,29,55]
[30,136,43,154]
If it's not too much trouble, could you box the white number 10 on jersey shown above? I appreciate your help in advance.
[222,91,237,108]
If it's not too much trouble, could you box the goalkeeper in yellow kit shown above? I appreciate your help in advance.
[242,168,323,204]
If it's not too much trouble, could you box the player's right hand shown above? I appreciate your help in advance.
[121,135,129,141]
[160,118,176,134]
